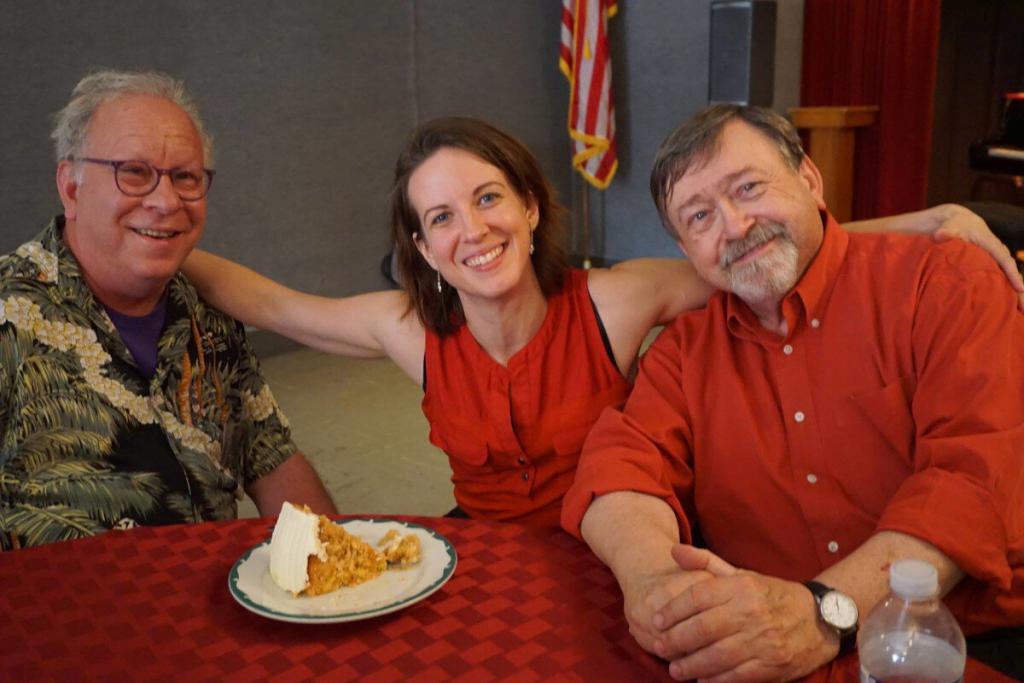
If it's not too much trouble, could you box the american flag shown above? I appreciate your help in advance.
[560,0,618,189]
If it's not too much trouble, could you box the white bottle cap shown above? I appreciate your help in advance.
[889,559,939,598]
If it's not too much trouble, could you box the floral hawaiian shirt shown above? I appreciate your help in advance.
[0,217,296,549]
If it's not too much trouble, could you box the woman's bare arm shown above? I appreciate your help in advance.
[182,250,427,383]
[588,258,715,375]
[846,204,1024,303]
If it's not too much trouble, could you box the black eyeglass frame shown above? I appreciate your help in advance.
[71,156,215,201]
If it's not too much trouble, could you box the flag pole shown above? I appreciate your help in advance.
[561,0,617,271]
[581,181,591,269]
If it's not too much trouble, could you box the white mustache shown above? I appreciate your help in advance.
[720,222,789,269]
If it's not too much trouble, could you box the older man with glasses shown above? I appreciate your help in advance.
[0,69,336,550]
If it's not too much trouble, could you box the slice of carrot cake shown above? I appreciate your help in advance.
[268,502,420,596]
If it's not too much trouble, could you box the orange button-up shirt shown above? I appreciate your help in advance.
[424,268,629,526]
[563,215,1024,633]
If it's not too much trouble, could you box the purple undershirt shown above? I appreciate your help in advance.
[103,295,168,379]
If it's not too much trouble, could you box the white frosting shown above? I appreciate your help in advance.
[268,502,326,594]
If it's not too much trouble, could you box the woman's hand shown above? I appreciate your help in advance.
[847,204,1024,311]
[929,204,1024,310]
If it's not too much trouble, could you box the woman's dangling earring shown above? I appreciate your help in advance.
[436,269,442,293]
[529,233,535,255]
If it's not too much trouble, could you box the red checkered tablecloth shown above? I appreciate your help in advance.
[0,517,1012,682]
[1,517,669,682]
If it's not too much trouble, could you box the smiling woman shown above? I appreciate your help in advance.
[181,116,1016,528]
[389,118,568,341]
[408,148,544,335]
[184,116,718,527]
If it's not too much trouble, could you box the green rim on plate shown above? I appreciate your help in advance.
[228,518,457,623]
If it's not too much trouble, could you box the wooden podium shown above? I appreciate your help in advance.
[788,106,878,222]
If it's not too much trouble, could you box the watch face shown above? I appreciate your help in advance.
[821,591,859,630]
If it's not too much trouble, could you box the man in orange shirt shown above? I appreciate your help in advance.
[561,105,1024,681]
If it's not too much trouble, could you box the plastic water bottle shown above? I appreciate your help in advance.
[858,559,966,683]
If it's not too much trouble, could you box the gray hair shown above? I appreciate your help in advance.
[51,69,214,176]
[649,104,804,235]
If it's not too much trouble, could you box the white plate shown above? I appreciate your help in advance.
[228,518,457,623]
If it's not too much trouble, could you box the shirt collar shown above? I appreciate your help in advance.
[724,211,848,344]
[41,215,89,302]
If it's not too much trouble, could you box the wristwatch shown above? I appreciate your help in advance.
[803,580,859,655]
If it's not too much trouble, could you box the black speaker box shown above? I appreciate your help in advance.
[709,0,777,106]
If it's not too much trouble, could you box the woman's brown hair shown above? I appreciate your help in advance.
[389,117,568,336]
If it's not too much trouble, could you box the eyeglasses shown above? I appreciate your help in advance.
[72,157,215,201]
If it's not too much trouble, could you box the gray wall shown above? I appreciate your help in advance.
[1,1,802,287]
[601,0,803,261]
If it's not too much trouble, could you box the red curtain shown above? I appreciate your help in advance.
[801,0,941,219]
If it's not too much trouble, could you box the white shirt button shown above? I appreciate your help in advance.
[794,411,806,423]
[783,344,793,355]
[827,541,839,553]
[811,318,821,328]
[806,473,818,484]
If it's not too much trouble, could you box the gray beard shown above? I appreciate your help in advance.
[721,221,800,304]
